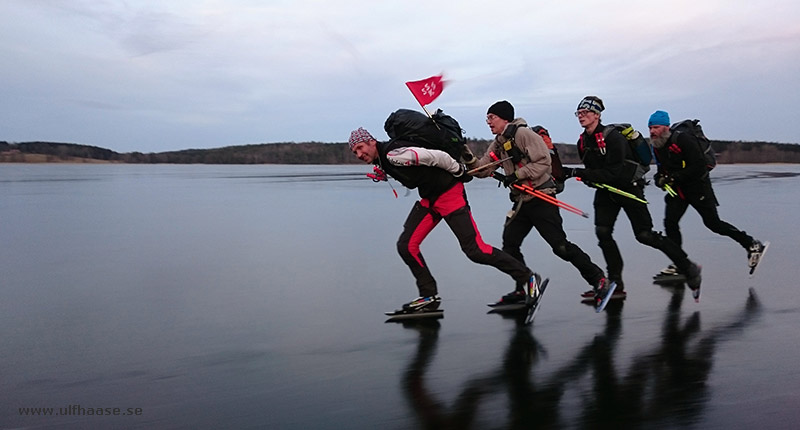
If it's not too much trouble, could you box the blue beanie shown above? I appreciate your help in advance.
[648,110,670,127]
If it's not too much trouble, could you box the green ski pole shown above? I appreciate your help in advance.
[577,178,649,204]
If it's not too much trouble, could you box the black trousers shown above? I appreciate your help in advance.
[593,187,693,282]
[503,197,604,288]
[663,188,753,249]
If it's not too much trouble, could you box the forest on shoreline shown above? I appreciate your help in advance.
[2,139,800,165]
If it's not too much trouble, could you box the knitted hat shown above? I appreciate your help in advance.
[348,127,375,149]
[487,100,514,122]
[576,96,604,114]
[648,110,671,127]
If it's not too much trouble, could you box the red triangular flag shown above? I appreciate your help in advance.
[405,75,445,107]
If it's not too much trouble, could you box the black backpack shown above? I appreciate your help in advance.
[593,123,652,181]
[383,108,470,162]
[669,119,717,171]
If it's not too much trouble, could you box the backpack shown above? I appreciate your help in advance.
[596,123,652,181]
[669,119,717,171]
[531,125,565,194]
[383,108,470,162]
[500,124,564,194]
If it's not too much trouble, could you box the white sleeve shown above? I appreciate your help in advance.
[386,147,461,174]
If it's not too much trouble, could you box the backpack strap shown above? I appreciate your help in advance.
[500,123,527,165]
[578,134,587,163]
[501,123,520,151]
[594,132,607,155]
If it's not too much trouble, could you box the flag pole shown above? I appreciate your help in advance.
[408,92,439,129]
[405,75,444,128]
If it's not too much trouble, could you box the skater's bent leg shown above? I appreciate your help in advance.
[502,213,533,266]
[535,204,603,284]
[444,207,531,283]
[397,202,441,296]
[596,224,623,281]
[694,200,754,248]
[634,229,692,272]
[593,192,624,281]
[663,196,689,247]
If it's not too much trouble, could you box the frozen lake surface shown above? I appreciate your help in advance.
[2,163,799,429]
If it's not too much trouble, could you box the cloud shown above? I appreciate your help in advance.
[1,0,799,152]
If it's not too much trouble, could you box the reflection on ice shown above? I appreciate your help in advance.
[400,289,762,428]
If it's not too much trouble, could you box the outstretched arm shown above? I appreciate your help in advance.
[386,147,463,175]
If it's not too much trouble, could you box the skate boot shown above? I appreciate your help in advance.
[685,263,702,302]
[494,289,527,306]
[582,279,626,301]
[593,278,618,312]
[655,264,679,278]
[747,240,768,275]
[402,295,441,312]
[527,273,543,307]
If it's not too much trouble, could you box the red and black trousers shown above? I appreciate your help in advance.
[397,182,532,297]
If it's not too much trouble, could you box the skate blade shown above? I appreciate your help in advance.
[595,281,618,313]
[748,241,770,277]
[385,309,443,322]
[524,279,549,324]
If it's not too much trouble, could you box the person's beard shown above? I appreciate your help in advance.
[650,130,672,148]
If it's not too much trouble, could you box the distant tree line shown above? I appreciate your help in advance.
[2,139,800,165]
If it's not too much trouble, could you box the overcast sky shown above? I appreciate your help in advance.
[2,0,798,153]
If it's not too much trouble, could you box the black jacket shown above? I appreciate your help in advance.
[654,131,713,197]
[577,123,640,189]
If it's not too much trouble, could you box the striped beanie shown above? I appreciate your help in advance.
[577,96,604,114]
[348,127,375,149]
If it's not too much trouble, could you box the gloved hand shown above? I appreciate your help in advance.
[655,173,673,189]
[367,166,387,182]
[563,167,585,179]
[503,172,519,188]
[452,163,472,181]
[460,146,478,167]
[504,171,519,187]
[455,163,473,183]
[491,171,517,188]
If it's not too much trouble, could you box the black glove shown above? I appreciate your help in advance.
[452,163,473,183]
[491,170,506,185]
[502,171,518,187]
[491,171,517,188]
[503,172,519,187]
[655,174,673,189]
[563,167,585,179]
[460,146,477,167]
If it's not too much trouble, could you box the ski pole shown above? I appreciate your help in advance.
[511,183,590,218]
[651,150,677,198]
[466,156,512,175]
[576,178,649,204]
[663,183,677,197]
[513,183,588,217]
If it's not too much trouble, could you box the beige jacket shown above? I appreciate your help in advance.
[476,118,553,201]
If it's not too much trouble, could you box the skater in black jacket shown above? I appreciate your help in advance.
[564,97,703,300]
[648,110,767,277]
